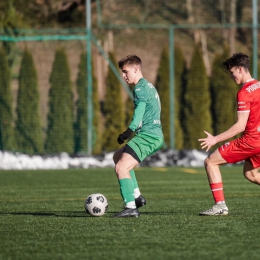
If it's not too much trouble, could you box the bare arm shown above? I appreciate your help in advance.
[198,111,250,152]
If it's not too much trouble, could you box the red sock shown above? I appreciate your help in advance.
[210,182,225,204]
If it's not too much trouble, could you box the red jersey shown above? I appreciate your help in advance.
[219,78,260,167]
[237,79,260,142]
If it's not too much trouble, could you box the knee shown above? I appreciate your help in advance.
[114,161,125,177]
[204,157,211,168]
[244,170,256,182]
[204,156,218,172]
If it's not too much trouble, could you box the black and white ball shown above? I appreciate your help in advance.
[85,193,108,216]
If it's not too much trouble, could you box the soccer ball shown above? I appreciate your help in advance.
[84,193,108,217]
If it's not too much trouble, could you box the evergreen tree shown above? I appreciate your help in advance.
[92,62,102,155]
[15,49,43,154]
[211,47,238,137]
[102,52,125,152]
[174,45,185,150]
[155,46,185,149]
[74,53,102,155]
[155,47,170,147]
[0,47,15,151]
[155,47,170,146]
[183,45,212,149]
[0,0,27,69]
[45,49,74,154]
[255,56,260,80]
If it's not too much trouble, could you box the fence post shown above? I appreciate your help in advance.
[252,0,258,79]
[169,27,175,149]
[86,0,92,155]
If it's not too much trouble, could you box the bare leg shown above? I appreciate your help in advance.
[199,149,229,215]
[243,160,260,185]
[113,146,126,165]
[112,150,140,217]
[115,152,139,180]
[204,149,227,183]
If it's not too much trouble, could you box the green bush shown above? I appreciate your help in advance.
[0,47,15,151]
[74,52,102,155]
[210,46,238,142]
[155,46,170,147]
[183,45,212,149]
[156,46,185,149]
[174,45,185,149]
[15,49,43,154]
[45,48,74,154]
[102,52,125,152]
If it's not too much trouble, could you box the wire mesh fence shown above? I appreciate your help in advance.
[0,0,259,155]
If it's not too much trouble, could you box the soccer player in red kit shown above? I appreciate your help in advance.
[198,53,260,215]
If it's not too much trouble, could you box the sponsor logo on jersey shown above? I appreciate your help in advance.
[135,88,141,92]
[258,126,260,132]
[147,83,155,89]
[154,120,161,124]
[246,82,260,93]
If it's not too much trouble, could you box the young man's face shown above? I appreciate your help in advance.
[229,67,243,85]
[121,64,138,85]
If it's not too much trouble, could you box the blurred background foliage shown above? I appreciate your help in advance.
[0,0,258,154]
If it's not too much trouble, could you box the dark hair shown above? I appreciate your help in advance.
[118,54,142,69]
[223,53,250,72]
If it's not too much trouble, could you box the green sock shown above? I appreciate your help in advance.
[119,178,135,207]
[130,169,138,189]
[130,169,141,198]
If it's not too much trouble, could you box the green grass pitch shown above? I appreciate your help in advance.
[1,166,260,260]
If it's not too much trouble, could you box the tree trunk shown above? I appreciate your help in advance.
[220,0,228,42]
[200,30,211,76]
[229,0,237,54]
[186,0,200,43]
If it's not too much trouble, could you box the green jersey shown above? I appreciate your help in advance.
[129,78,163,137]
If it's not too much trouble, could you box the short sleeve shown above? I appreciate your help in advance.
[237,90,250,112]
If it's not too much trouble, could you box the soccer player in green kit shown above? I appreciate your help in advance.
[113,54,164,218]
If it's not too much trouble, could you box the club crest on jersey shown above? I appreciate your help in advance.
[221,142,230,151]
[258,126,260,132]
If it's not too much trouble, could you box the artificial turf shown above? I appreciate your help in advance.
[1,166,260,260]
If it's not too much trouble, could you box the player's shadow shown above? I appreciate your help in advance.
[0,211,92,218]
[108,211,175,215]
[139,211,176,215]
[0,211,175,217]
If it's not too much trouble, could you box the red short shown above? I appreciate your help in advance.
[218,138,260,168]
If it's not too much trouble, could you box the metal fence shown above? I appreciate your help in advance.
[0,0,259,154]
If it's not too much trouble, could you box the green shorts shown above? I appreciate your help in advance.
[126,132,164,162]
